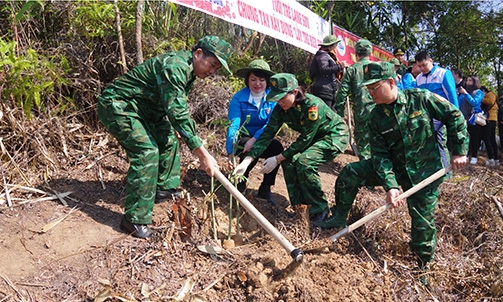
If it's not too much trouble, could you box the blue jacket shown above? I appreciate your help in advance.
[458,89,484,120]
[226,87,277,155]
[416,65,459,108]
[401,72,416,90]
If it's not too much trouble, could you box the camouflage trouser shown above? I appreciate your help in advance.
[97,99,180,224]
[336,160,440,265]
[282,139,344,215]
[353,119,371,161]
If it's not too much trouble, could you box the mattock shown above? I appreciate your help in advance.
[304,167,449,253]
[214,170,303,278]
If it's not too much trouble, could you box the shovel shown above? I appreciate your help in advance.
[305,167,449,253]
[214,170,303,277]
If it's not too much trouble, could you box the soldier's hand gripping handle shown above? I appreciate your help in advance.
[193,146,218,177]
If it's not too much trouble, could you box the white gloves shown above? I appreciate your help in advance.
[234,156,254,176]
[259,156,279,174]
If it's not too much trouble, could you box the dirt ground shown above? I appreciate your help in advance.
[1,77,502,301]
[1,138,503,301]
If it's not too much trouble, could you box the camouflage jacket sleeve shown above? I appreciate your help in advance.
[334,67,353,116]
[157,52,202,151]
[247,105,284,159]
[423,91,469,156]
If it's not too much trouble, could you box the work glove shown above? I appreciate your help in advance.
[234,156,253,176]
[259,156,279,174]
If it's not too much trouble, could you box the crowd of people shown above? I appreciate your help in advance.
[96,34,500,286]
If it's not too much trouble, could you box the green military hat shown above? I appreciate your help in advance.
[266,73,298,102]
[355,39,372,56]
[408,57,416,64]
[196,36,234,74]
[389,58,401,66]
[318,35,342,46]
[360,61,396,86]
[234,59,275,78]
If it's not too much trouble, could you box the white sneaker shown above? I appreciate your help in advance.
[486,159,495,166]
[496,160,500,166]
[470,157,478,165]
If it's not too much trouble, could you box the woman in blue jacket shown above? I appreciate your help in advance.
[458,75,484,164]
[226,60,283,205]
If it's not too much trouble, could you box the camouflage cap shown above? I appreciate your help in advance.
[360,61,396,87]
[266,73,299,102]
[394,48,405,55]
[318,35,342,46]
[235,59,275,78]
[355,39,372,56]
[389,58,400,66]
[196,36,234,74]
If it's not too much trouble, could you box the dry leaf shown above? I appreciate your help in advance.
[237,271,247,282]
[174,278,193,301]
[197,245,225,255]
[40,206,77,233]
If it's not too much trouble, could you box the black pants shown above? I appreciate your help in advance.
[237,137,284,186]
[481,121,499,160]
[468,123,482,158]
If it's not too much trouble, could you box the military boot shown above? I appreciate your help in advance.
[257,184,276,206]
[416,259,430,286]
[315,206,348,229]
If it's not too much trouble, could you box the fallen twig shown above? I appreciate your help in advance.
[0,273,27,302]
[40,206,77,233]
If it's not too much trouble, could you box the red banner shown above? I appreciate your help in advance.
[333,25,393,65]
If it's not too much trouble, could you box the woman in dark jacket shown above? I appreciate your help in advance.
[309,35,345,110]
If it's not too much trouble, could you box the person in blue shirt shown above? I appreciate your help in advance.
[226,59,283,205]
[400,58,419,89]
[415,50,459,169]
[458,75,484,164]
[415,51,458,107]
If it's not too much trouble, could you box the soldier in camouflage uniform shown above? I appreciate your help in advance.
[235,73,348,222]
[97,36,233,238]
[334,39,375,160]
[393,48,408,77]
[317,62,468,284]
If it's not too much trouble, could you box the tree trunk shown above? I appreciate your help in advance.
[114,0,128,74]
[242,31,257,54]
[135,0,144,65]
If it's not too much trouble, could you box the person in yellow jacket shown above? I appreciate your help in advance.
[480,86,499,166]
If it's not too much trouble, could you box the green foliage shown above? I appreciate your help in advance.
[15,0,44,21]
[73,0,115,39]
[0,39,71,120]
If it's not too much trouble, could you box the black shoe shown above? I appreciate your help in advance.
[309,207,329,224]
[155,189,182,203]
[257,185,277,206]
[120,216,153,238]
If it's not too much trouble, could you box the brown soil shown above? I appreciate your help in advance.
[1,78,502,301]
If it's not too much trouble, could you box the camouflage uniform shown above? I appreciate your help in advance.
[334,40,375,160]
[249,76,348,215]
[335,86,468,266]
[97,36,233,225]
